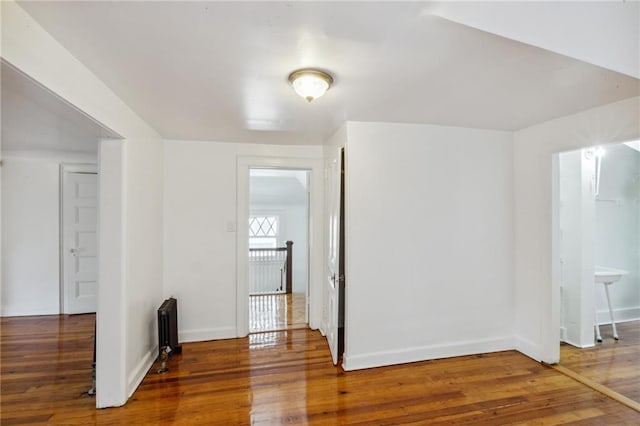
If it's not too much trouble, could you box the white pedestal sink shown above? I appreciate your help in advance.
[594,266,628,342]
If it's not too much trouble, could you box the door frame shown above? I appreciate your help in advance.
[236,156,323,337]
[338,148,346,357]
[59,162,98,314]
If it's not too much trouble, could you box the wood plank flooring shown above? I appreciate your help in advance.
[560,320,640,403]
[3,314,640,424]
[249,293,306,333]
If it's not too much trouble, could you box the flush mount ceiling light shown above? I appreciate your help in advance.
[288,69,333,103]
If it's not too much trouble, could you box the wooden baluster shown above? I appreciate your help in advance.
[249,251,254,294]
[260,250,265,293]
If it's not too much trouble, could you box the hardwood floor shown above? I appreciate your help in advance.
[249,293,306,333]
[1,314,96,425]
[2,314,640,424]
[559,320,640,403]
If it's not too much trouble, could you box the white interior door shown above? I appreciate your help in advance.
[326,150,341,364]
[62,170,98,314]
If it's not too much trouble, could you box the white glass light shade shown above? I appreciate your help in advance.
[288,69,333,102]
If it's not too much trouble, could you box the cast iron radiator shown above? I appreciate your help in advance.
[157,297,182,357]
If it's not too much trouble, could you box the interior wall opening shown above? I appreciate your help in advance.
[248,168,310,333]
[552,140,640,403]
[1,59,124,406]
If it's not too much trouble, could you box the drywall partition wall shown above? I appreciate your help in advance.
[2,0,165,407]
[123,135,164,400]
[284,206,308,294]
[1,151,96,316]
[163,140,323,343]
[342,121,514,370]
[557,150,597,348]
[285,206,309,294]
[595,145,640,323]
[0,103,2,316]
[513,96,640,364]
[96,139,127,408]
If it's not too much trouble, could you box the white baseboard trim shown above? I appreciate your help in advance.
[127,345,158,399]
[1,305,59,317]
[597,307,640,325]
[318,321,327,337]
[342,336,514,371]
[513,335,542,362]
[560,338,595,349]
[180,327,237,343]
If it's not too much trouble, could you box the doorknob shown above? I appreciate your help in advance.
[70,248,79,256]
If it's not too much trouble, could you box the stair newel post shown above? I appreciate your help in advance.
[286,241,293,294]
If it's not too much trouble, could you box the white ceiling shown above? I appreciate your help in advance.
[1,61,120,153]
[15,1,640,145]
[429,2,640,80]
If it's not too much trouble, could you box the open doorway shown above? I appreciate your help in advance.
[248,168,309,333]
[553,140,640,403]
[1,60,125,407]
[236,156,323,339]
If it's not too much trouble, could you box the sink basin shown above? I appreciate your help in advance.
[594,266,628,284]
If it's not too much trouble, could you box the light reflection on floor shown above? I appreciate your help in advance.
[249,331,286,348]
[249,293,306,333]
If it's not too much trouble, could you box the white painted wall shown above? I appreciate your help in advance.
[557,149,596,348]
[1,151,96,316]
[123,135,164,398]
[595,144,640,323]
[285,206,308,295]
[342,121,514,370]
[0,99,2,318]
[2,0,165,407]
[163,140,322,343]
[513,96,640,363]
